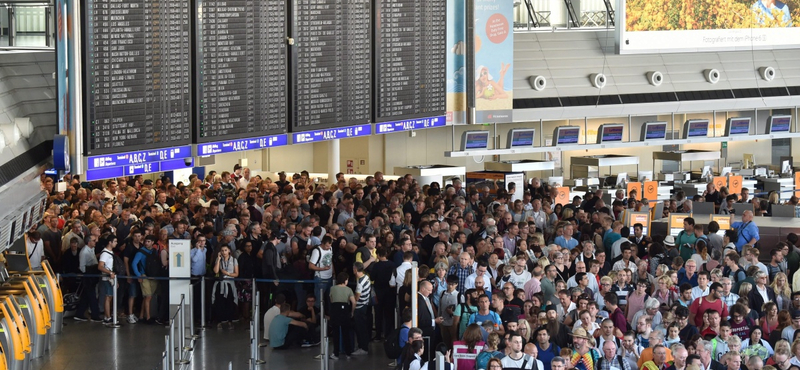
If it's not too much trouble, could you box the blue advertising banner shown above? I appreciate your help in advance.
[474,0,514,123]
[446,0,466,124]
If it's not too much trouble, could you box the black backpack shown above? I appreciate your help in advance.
[384,325,407,359]
[140,247,165,277]
[102,250,125,277]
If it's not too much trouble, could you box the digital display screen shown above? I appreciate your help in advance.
[711,215,732,230]
[769,116,791,133]
[555,127,580,145]
[464,131,490,149]
[727,118,751,135]
[509,129,535,147]
[642,122,667,140]
[685,120,709,138]
[600,124,624,142]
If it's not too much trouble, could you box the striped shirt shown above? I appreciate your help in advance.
[355,275,371,309]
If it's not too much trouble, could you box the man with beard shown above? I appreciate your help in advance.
[544,304,570,349]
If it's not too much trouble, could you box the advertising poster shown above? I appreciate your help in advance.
[474,0,513,123]
[56,0,69,133]
[465,171,505,197]
[446,0,466,124]
[620,0,800,52]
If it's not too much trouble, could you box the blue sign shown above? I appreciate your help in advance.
[85,167,124,181]
[292,124,372,144]
[87,146,193,170]
[197,134,288,156]
[375,116,446,134]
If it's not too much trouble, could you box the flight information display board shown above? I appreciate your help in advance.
[374,0,446,122]
[196,0,288,142]
[293,0,372,130]
[83,0,192,155]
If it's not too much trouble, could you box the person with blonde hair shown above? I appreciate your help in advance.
[475,332,504,370]
[518,319,533,342]
[770,272,792,311]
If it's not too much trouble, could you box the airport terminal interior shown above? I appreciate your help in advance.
[1,0,800,369]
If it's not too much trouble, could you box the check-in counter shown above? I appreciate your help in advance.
[5,262,63,335]
[0,296,30,370]
[652,216,800,262]
[3,276,50,358]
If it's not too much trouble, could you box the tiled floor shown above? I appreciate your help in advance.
[32,319,390,370]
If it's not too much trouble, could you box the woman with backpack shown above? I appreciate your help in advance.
[476,332,505,370]
[212,245,239,330]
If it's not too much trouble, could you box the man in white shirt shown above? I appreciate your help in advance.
[391,251,414,292]
[308,235,334,308]
[507,256,532,289]
[612,243,638,276]
[75,235,101,322]
[502,333,536,369]
[464,260,491,289]
[26,231,45,270]
[691,271,711,301]
[567,261,599,294]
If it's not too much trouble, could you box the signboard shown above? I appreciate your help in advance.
[555,187,570,206]
[729,175,743,194]
[168,239,191,305]
[627,182,642,201]
[644,181,658,201]
[473,0,513,123]
[375,0,446,124]
[375,116,447,134]
[713,177,728,192]
[196,0,288,142]
[796,172,800,197]
[446,0,466,123]
[618,0,800,53]
[85,146,194,181]
[711,214,733,230]
[197,134,289,156]
[627,212,651,235]
[83,0,192,155]
[292,124,372,144]
[293,0,371,131]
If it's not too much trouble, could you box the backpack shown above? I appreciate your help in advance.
[458,303,477,338]
[102,250,125,277]
[384,325,407,359]
[140,247,165,277]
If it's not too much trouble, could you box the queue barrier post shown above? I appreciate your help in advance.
[200,276,206,330]
[168,318,175,370]
[178,294,190,364]
[108,274,120,328]
[188,283,198,340]
[163,335,169,370]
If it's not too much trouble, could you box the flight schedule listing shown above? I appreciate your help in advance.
[84,0,191,155]
[293,0,371,130]
[376,0,446,121]
[197,0,287,141]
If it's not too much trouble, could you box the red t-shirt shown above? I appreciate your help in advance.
[689,297,728,328]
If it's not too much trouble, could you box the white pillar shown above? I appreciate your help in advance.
[328,139,340,182]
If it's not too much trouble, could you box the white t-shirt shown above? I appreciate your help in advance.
[507,270,532,289]
[263,305,280,340]
[501,353,536,369]
[309,247,333,279]
[99,249,115,281]
[27,239,45,270]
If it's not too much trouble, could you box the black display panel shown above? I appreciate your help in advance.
[292,0,372,131]
[83,0,191,155]
[374,0,447,122]
[196,0,287,141]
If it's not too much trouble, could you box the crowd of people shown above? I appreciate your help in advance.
[30,167,800,370]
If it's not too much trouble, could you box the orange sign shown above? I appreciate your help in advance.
[711,215,732,230]
[643,181,658,201]
[796,172,800,197]
[555,187,570,206]
[729,175,743,195]
[627,182,642,201]
[713,176,727,191]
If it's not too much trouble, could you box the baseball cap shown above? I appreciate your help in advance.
[792,310,800,319]
[143,179,153,186]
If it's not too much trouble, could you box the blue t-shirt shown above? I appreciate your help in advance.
[537,342,561,370]
[554,236,579,250]
[268,315,292,348]
[468,311,502,329]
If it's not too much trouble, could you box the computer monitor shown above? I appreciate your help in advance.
[766,115,791,134]
[553,126,580,145]
[732,203,754,216]
[652,201,665,220]
[683,119,709,139]
[507,128,536,148]
[669,213,690,234]
[772,205,796,218]
[693,202,715,215]
[725,117,751,136]
[461,131,490,150]
[597,124,624,143]
[710,215,732,236]
[641,121,668,141]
